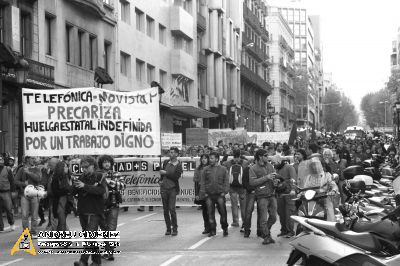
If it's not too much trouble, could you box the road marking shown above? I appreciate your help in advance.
[0,259,24,266]
[187,237,212,250]
[117,222,126,227]
[131,213,157,221]
[159,255,183,266]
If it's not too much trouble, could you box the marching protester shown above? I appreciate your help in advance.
[193,154,210,235]
[160,147,183,236]
[98,155,126,261]
[73,156,107,266]
[223,149,247,231]
[39,157,59,229]
[200,151,230,237]
[14,156,41,237]
[51,161,72,231]
[0,154,16,232]
[249,149,277,245]
[273,155,297,238]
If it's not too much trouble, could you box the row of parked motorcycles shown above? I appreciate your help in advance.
[287,156,400,266]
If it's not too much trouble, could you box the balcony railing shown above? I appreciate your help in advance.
[198,52,207,69]
[279,57,287,69]
[240,64,272,95]
[26,58,55,85]
[243,3,269,39]
[197,12,206,32]
[242,34,265,61]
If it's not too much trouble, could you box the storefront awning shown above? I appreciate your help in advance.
[170,106,218,119]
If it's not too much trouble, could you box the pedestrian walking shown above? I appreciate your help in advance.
[200,151,229,237]
[51,161,72,231]
[14,156,41,237]
[0,154,16,232]
[193,154,210,234]
[73,156,107,266]
[160,147,182,236]
[249,149,277,245]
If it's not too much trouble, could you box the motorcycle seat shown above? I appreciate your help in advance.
[307,219,381,253]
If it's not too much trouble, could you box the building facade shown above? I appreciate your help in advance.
[0,0,117,161]
[265,11,295,132]
[241,0,272,132]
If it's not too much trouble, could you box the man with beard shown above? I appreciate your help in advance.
[0,154,15,232]
[273,155,297,238]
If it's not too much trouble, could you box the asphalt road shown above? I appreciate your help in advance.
[0,207,292,266]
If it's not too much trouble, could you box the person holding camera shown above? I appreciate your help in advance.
[249,149,277,245]
[98,155,126,261]
[73,156,107,266]
[0,154,16,232]
[14,156,41,237]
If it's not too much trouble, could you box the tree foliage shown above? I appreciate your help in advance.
[360,89,392,129]
[323,89,358,132]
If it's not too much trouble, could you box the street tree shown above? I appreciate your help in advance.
[360,89,392,129]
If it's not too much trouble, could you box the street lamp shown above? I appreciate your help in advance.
[395,102,400,141]
[229,100,236,130]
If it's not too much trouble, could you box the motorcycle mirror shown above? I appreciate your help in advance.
[393,177,400,195]
[305,190,316,200]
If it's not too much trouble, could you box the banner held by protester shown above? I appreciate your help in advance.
[22,87,160,156]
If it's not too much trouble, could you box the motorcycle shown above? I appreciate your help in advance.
[295,186,329,220]
[287,176,400,266]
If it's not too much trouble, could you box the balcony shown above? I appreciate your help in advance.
[170,49,196,79]
[26,58,55,87]
[209,0,224,12]
[287,63,295,77]
[242,34,265,61]
[170,6,194,40]
[197,12,206,32]
[279,35,288,49]
[240,64,272,95]
[70,0,106,18]
[279,57,287,70]
[198,52,207,69]
[280,80,291,92]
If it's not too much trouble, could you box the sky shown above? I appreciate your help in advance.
[269,0,400,111]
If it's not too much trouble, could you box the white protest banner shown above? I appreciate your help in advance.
[161,133,182,150]
[70,156,238,206]
[247,131,290,145]
[22,87,160,156]
[208,128,248,146]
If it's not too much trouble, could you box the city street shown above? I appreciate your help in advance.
[0,207,291,266]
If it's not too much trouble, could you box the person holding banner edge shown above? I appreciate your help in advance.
[160,147,182,236]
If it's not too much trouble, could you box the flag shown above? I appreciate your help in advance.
[288,123,297,145]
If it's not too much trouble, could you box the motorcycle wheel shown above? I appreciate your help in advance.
[296,224,303,235]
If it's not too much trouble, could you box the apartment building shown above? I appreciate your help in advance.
[0,0,117,160]
[241,0,272,132]
[266,11,295,132]
[269,1,320,130]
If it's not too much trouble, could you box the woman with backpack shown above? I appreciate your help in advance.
[193,154,210,234]
[51,161,72,231]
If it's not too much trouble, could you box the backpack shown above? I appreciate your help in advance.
[229,162,243,187]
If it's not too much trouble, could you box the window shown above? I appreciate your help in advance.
[295,52,300,63]
[289,23,294,34]
[300,10,306,22]
[159,69,167,88]
[89,35,97,70]
[294,38,300,50]
[183,0,192,14]
[146,64,155,84]
[120,0,130,23]
[184,39,192,54]
[20,12,32,57]
[135,8,144,32]
[146,15,154,38]
[0,6,4,43]
[104,41,111,72]
[288,9,293,21]
[295,10,300,21]
[294,24,300,35]
[173,36,192,55]
[300,24,306,36]
[66,24,73,63]
[78,30,84,66]
[136,58,144,81]
[301,38,306,50]
[120,51,131,77]
[45,14,54,56]
[159,24,166,45]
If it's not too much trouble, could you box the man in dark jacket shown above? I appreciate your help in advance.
[160,147,183,236]
[249,149,277,245]
[0,154,15,231]
[200,151,230,237]
[73,156,107,266]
